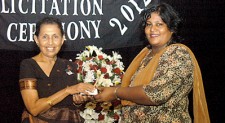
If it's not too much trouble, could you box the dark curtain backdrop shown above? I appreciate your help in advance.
[0,0,157,51]
[0,0,225,122]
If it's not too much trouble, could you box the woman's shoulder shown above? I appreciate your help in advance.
[166,43,191,53]
[170,43,190,50]
[161,43,192,58]
[20,58,35,65]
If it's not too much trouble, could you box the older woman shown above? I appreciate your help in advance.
[94,3,210,123]
[19,17,95,123]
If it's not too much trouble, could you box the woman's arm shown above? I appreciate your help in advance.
[20,81,95,116]
[19,59,96,116]
[95,45,193,105]
[95,86,154,105]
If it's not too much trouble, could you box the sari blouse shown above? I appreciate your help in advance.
[19,58,83,122]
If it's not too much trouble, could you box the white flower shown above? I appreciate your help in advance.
[80,108,99,120]
[103,115,115,123]
[87,46,95,55]
[101,79,113,87]
[95,70,101,78]
[84,70,95,83]
[82,61,92,71]
[95,75,113,87]
[77,73,81,81]
[112,51,122,60]
[76,50,89,59]
[86,45,104,57]
[106,55,113,61]
[83,50,91,58]
[84,119,97,123]
[106,65,113,76]
[116,61,125,71]
[75,45,123,123]
[114,109,122,115]
[112,75,121,85]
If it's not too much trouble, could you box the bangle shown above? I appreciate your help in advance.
[47,100,54,107]
[114,87,120,100]
[73,102,82,107]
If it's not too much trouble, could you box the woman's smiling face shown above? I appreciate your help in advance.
[34,24,64,58]
[145,12,173,48]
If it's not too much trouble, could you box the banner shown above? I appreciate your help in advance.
[0,0,157,51]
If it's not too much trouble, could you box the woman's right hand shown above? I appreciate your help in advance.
[72,94,94,104]
[66,83,96,95]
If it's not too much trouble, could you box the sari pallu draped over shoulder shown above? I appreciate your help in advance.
[121,44,210,123]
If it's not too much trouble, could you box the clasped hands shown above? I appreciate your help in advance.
[73,86,118,105]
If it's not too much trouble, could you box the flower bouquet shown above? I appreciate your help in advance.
[75,45,124,123]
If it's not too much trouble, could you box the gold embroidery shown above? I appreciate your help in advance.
[19,78,37,90]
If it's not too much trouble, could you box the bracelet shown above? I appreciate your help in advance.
[114,87,120,100]
[73,102,82,107]
[47,100,54,107]
[46,86,69,107]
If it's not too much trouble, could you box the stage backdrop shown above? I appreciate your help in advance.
[0,0,158,51]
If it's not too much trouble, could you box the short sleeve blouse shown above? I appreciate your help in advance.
[19,58,78,107]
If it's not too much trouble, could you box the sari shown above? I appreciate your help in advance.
[121,44,210,123]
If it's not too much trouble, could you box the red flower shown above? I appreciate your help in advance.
[106,60,116,65]
[82,71,87,76]
[100,67,107,73]
[111,100,121,107]
[90,64,98,71]
[111,60,116,64]
[114,113,120,120]
[98,114,105,121]
[98,55,104,60]
[104,73,109,79]
[75,60,83,65]
[77,67,82,73]
[113,68,121,74]
[94,104,103,112]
